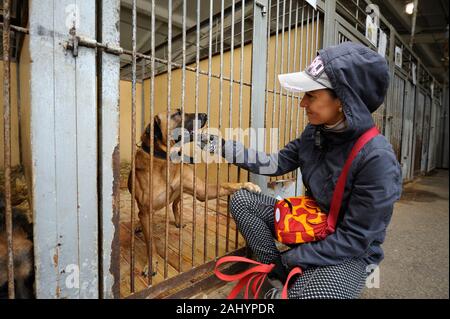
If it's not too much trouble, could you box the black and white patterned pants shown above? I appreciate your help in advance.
[229,189,368,299]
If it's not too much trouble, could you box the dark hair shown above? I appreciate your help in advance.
[327,89,338,99]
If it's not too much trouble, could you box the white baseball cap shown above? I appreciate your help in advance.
[278,55,333,92]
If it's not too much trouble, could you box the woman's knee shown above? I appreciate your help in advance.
[229,189,252,219]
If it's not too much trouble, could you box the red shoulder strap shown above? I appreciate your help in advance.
[325,126,380,235]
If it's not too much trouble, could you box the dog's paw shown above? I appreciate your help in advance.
[174,222,188,229]
[134,225,143,234]
[242,182,261,193]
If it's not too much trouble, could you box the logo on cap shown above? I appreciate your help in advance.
[306,55,325,79]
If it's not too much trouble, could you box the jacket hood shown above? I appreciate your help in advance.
[317,42,390,141]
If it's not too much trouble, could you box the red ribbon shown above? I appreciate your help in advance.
[214,256,302,299]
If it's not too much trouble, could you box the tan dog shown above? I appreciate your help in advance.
[128,109,260,276]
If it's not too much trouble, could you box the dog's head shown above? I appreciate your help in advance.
[141,109,208,151]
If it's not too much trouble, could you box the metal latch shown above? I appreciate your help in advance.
[65,27,123,57]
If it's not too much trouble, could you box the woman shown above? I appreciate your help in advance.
[213,42,402,299]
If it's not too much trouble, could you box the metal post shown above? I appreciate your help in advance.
[250,0,269,193]
[130,0,137,293]
[97,0,121,298]
[322,0,336,47]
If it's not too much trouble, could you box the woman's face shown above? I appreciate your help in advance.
[300,89,343,125]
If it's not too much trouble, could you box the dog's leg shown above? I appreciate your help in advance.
[172,196,186,228]
[138,209,158,277]
[183,175,261,202]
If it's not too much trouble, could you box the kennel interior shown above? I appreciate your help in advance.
[1,0,447,299]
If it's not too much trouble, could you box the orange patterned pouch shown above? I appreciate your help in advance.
[274,196,328,244]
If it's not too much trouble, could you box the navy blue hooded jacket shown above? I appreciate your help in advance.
[223,42,403,270]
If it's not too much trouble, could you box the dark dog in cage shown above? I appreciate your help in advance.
[0,197,35,298]
[128,109,261,276]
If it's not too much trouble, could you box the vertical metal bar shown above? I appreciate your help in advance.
[250,0,269,190]
[277,0,286,157]
[284,0,292,155]
[271,0,280,156]
[179,0,187,272]
[315,10,319,56]
[225,0,236,253]
[204,0,214,263]
[165,0,173,279]
[305,6,310,66]
[264,0,272,129]
[215,0,225,259]
[236,0,246,250]
[147,0,156,286]
[291,0,299,141]
[313,10,320,58]
[192,0,201,267]
[303,5,310,123]
[310,6,314,63]
[130,0,137,293]
[299,2,305,73]
[141,60,146,132]
[2,0,14,299]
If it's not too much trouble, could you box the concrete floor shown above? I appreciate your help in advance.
[199,169,449,299]
[360,169,449,299]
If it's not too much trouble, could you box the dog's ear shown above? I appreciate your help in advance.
[153,115,162,141]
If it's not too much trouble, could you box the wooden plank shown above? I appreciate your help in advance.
[29,0,59,299]
[76,0,99,298]
[53,0,80,299]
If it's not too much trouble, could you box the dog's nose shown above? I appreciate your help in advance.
[199,113,207,121]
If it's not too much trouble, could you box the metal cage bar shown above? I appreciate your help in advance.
[236,0,246,250]
[129,0,137,293]
[225,0,236,254]
[164,0,173,280]
[192,0,201,267]
[204,0,214,264]
[2,0,14,299]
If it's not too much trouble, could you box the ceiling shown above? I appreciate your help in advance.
[119,0,448,83]
[119,0,253,80]
[3,1,446,84]
[371,0,449,83]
